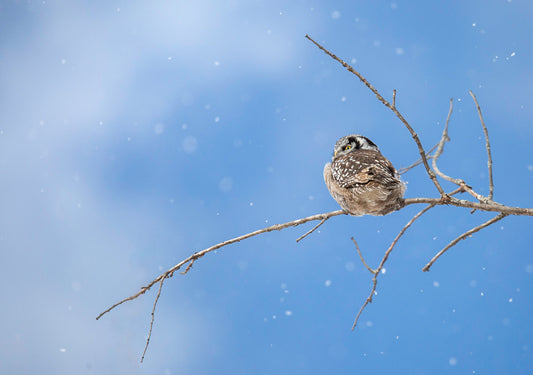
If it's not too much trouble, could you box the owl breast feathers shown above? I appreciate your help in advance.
[324,147,406,216]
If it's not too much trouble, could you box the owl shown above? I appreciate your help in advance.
[324,134,406,216]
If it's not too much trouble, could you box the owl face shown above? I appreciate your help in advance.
[332,134,379,160]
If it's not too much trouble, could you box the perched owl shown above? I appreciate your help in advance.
[324,134,406,216]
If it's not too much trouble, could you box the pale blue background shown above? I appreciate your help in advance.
[1,1,532,374]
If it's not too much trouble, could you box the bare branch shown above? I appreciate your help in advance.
[469,90,494,200]
[392,89,396,108]
[96,210,346,321]
[422,213,507,272]
[296,217,328,242]
[351,202,437,330]
[398,142,438,175]
[404,197,533,216]
[351,237,376,274]
[431,98,487,202]
[141,277,165,363]
[305,34,447,197]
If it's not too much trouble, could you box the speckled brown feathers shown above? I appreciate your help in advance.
[324,135,405,216]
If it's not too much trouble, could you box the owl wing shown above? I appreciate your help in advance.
[332,150,398,189]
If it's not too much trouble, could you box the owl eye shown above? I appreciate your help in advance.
[344,145,352,151]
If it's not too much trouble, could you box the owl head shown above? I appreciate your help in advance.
[332,134,379,160]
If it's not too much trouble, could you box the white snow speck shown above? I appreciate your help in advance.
[508,298,513,303]
[285,310,293,316]
[510,52,516,57]
[167,56,172,61]
[249,202,253,207]
[341,96,347,102]
[331,10,341,19]
[527,165,533,172]
[449,357,458,366]
[214,61,220,66]
[433,281,440,288]
[472,23,476,27]
[395,47,404,55]
[324,280,332,287]
[154,123,164,135]
[61,59,66,65]
[214,116,220,123]
[365,320,373,327]
[182,136,198,153]
[480,292,484,296]
[345,261,355,272]
[181,123,188,130]
[59,348,67,353]
[351,58,357,64]
[502,318,510,326]
[381,268,386,274]
[219,177,233,192]
[272,315,277,319]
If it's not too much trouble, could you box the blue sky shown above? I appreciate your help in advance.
[1,0,532,374]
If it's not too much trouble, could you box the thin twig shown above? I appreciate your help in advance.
[351,202,437,330]
[422,213,507,272]
[469,90,494,200]
[96,210,346,321]
[398,143,438,175]
[431,99,487,202]
[392,89,396,108]
[180,259,195,275]
[351,237,376,274]
[305,34,446,197]
[141,276,165,363]
[404,197,532,216]
[296,217,328,242]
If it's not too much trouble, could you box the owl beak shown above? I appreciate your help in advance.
[334,151,338,157]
